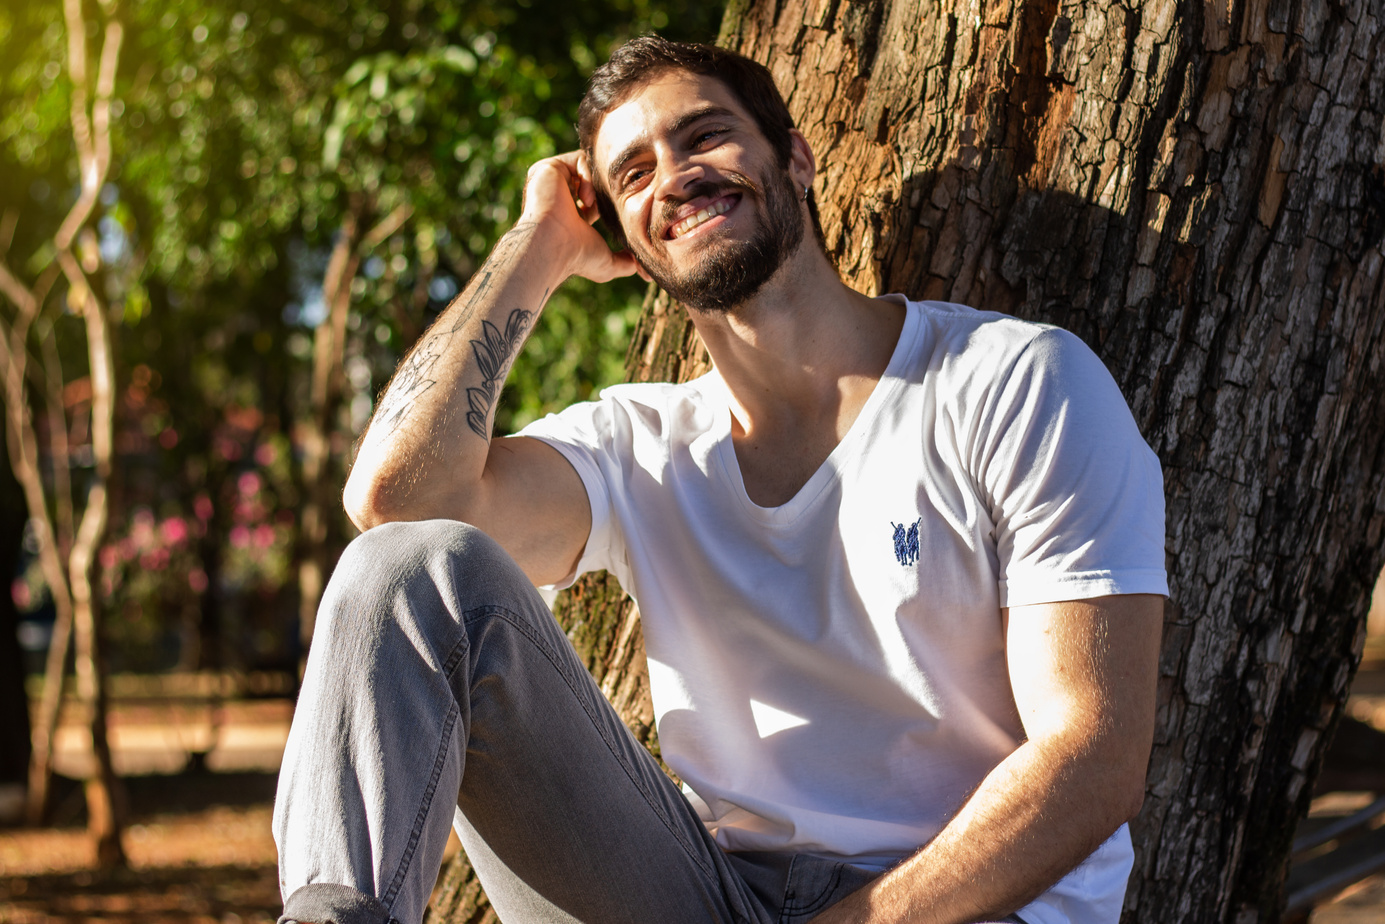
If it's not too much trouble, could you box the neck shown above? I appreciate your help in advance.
[690,244,904,437]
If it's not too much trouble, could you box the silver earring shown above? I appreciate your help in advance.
[802,186,809,201]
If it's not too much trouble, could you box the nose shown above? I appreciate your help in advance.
[652,147,707,202]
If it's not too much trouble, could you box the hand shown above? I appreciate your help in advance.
[520,151,647,284]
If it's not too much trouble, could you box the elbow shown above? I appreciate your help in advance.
[1098,747,1150,828]
[343,463,477,531]
[342,476,380,533]
[342,468,405,532]
[1117,772,1147,824]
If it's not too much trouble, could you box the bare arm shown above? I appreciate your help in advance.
[345,152,639,585]
[810,593,1164,924]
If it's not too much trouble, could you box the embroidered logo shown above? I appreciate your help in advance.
[891,518,921,566]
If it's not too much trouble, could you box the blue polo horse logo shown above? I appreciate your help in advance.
[891,518,920,566]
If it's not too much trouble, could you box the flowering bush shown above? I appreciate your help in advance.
[98,506,207,670]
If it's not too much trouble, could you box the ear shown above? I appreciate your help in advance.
[788,129,816,194]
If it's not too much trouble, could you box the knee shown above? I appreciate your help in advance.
[314,519,509,660]
[326,518,529,620]
[336,518,504,582]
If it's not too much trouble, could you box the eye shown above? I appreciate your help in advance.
[694,128,728,147]
[620,166,651,192]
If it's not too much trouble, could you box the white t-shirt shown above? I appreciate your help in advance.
[520,297,1168,924]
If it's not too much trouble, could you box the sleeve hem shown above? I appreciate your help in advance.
[999,570,1169,608]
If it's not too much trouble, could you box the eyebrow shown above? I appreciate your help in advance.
[605,104,739,189]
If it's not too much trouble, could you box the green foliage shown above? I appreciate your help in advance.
[0,0,726,669]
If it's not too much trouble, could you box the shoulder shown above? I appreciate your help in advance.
[900,299,1103,391]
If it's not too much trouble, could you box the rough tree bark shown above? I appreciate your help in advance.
[433,0,1385,920]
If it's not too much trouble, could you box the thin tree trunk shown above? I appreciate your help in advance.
[61,249,123,866]
[297,211,363,662]
[0,262,80,827]
[297,204,412,660]
[50,0,124,865]
[719,0,1385,920]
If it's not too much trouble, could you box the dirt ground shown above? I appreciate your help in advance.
[1,677,1384,923]
[0,771,282,924]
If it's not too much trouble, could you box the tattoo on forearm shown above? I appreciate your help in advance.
[465,307,534,437]
[374,343,441,429]
[370,221,541,435]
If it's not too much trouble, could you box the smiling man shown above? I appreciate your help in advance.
[273,36,1168,924]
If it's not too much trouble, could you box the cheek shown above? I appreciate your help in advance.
[621,194,656,244]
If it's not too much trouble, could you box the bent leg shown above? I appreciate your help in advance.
[274,520,764,924]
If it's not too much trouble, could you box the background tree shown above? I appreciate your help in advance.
[435,0,1385,921]
[0,0,127,865]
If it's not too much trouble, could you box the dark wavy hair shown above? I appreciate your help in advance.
[577,35,821,247]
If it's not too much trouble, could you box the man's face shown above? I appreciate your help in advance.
[590,70,805,313]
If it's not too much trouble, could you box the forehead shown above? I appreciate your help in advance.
[591,70,753,177]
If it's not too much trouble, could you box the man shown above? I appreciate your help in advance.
[274,36,1167,924]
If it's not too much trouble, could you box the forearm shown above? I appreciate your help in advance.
[345,219,572,526]
[815,595,1161,924]
[812,739,1139,924]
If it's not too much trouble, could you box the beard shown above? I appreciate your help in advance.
[630,167,805,314]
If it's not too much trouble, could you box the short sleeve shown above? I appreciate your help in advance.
[972,328,1168,607]
[516,399,619,588]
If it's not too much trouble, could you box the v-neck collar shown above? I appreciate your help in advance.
[708,295,919,526]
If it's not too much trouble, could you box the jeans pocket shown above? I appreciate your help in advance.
[777,855,877,924]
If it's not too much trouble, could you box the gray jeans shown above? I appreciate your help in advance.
[273,520,1022,924]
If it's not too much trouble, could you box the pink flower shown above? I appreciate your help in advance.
[253,523,276,549]
[193,495,214,522]
[188,568,209,593]
[160,517,189,545]
[99,545,119,570]
[159,427,179,449]
[254,442,277,466]
[238,471,262,496]
[230,525,251,549]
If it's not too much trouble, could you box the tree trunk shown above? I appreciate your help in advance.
[432,1,1385,920]
[719,0,1385,920]
[297,210,362,663]
[298,204,412,662]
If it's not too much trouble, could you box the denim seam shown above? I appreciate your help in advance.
[380,687,461,912]
[779,861,843,920]
[461,603,720,885]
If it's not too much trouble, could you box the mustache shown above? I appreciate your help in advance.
[651,174,760,239]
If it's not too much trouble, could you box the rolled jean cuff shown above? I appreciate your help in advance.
[279,883,401,924]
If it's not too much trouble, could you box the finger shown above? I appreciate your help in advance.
[574,153,602,222]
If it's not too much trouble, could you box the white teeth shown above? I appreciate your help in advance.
[671,199,732,238]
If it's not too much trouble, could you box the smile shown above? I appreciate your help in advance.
[667,195,738,240]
